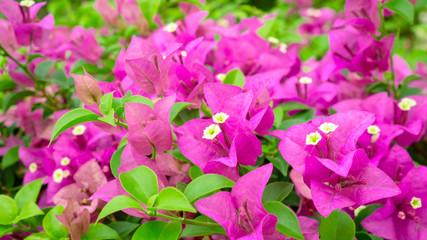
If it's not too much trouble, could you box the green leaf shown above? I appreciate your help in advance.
[50,108,100,144]
[266,154,289,177]
[264,201,303,240]
[132,221,182,240]
[42,205,68,239]
[119,166,159,204]
[354,204,382,231]
[278,101,309,112]
[386,0,414,24]
[27,53,45,63]
[97,195,145,223]
[170,102,195,123]
[156,187,196,213]
[273,107,284,128]
[123,95,154,108]
[110,145,126,178]
[14,178,44,211]
[400,74,421,86]
[100,92,114,115]
[109,221,139,238]
[262,182,294,203]
[355,232,373,240]
[13,202,44,223]
[82,223,120,240]
[0,225,15,238]
[0,195,18,224]
[46,69,69,89]
[1,145,19,169]
[189,165,204,180]
[3,90,35,113]
[24,232,53,240]
[184,174,235,203]
[180,215,226,237]
[223,69,245,88]
[320,210,355,240]
[35,61,55,79]
[0,78,17,91]
[98,109,117,127]
[278,118,308,130]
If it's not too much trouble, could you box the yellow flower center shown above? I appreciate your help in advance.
[299,77,313,84]
[60,157,71,166]
[203,124,221,140]
[306,131,322,145]
[29,163,37,173]
[411,197,422,209]
[53,169,64,183]
[398,98,417,111]
[72,125,86,136]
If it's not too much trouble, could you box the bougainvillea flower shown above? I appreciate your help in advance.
[195,164,286,239]
[124,36,181,96]
[125,95,175,156]
[175,87,262,180]
[378,145,415,183]
[307,152,400,217]
[362,167,427,239]
[279,111,375,176]
[56,199,90,240]
[0,0,54,46]
[344,0,381,31]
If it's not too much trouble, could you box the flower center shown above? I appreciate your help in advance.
[20,0,35,7]
[216,73,226,82]
[202,124,221,140]
[212,112,230,124]
[306,131,322,145]
[411,197,422,209]
[398,98,417,111]
[29,163,37,173]
[237,199,254,234]
[318,122,338,134]
[53,169,64,183]
[60,157,71,166]
[163,22,178,33]
[72,125,87,136]
[299,76,313,84]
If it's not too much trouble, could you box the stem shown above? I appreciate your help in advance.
[155,213,221,228]
[0,44,37,82]
[116,120,128,129]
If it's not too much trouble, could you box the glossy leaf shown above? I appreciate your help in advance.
[264,201,303,240]
[50,108,100,144]
[82,223,120,240]
[0,195,18,225]
[124,95,154,108]
[132,221,181,240]
[13,202,44,223]
[14,178,44,211]
[223,69,245,88]
[42,205,68,239]
[184,174,235,203]
[156,187,196,213]
[170,102,195,123]
[97,195,145,223]
[110,145,126,178]
[119,166,159,204]
[99,92,114,115]
[109,221,139,238]
[386,0,414,24]
[1,145,19,169]
[3,90,34,113]
[320,210,355,240]
[262,182,294,203]
[34,61,55,80]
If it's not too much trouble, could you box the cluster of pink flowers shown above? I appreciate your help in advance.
[1,0,426,239]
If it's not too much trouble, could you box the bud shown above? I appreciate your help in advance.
[71,69,103,106]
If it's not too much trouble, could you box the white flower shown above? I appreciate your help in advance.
[410,197,422,209]
[299,76,313,84]
[318,122,338,134]
[306,131,322,145]
[202,124,221,140]
[29,163,37,173]
[267,37,279,45]
[367,125,381,135]
[53,169,64,183]
[213,112,229,124]
[279,43,288,53]
[20,0,35,7]
[398,98,417,111]
[60,157,71,166]
[163,22,178,33]
[72,125,86,136]
[216,73,226,82]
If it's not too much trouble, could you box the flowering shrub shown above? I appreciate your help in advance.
[0,0,427,239]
